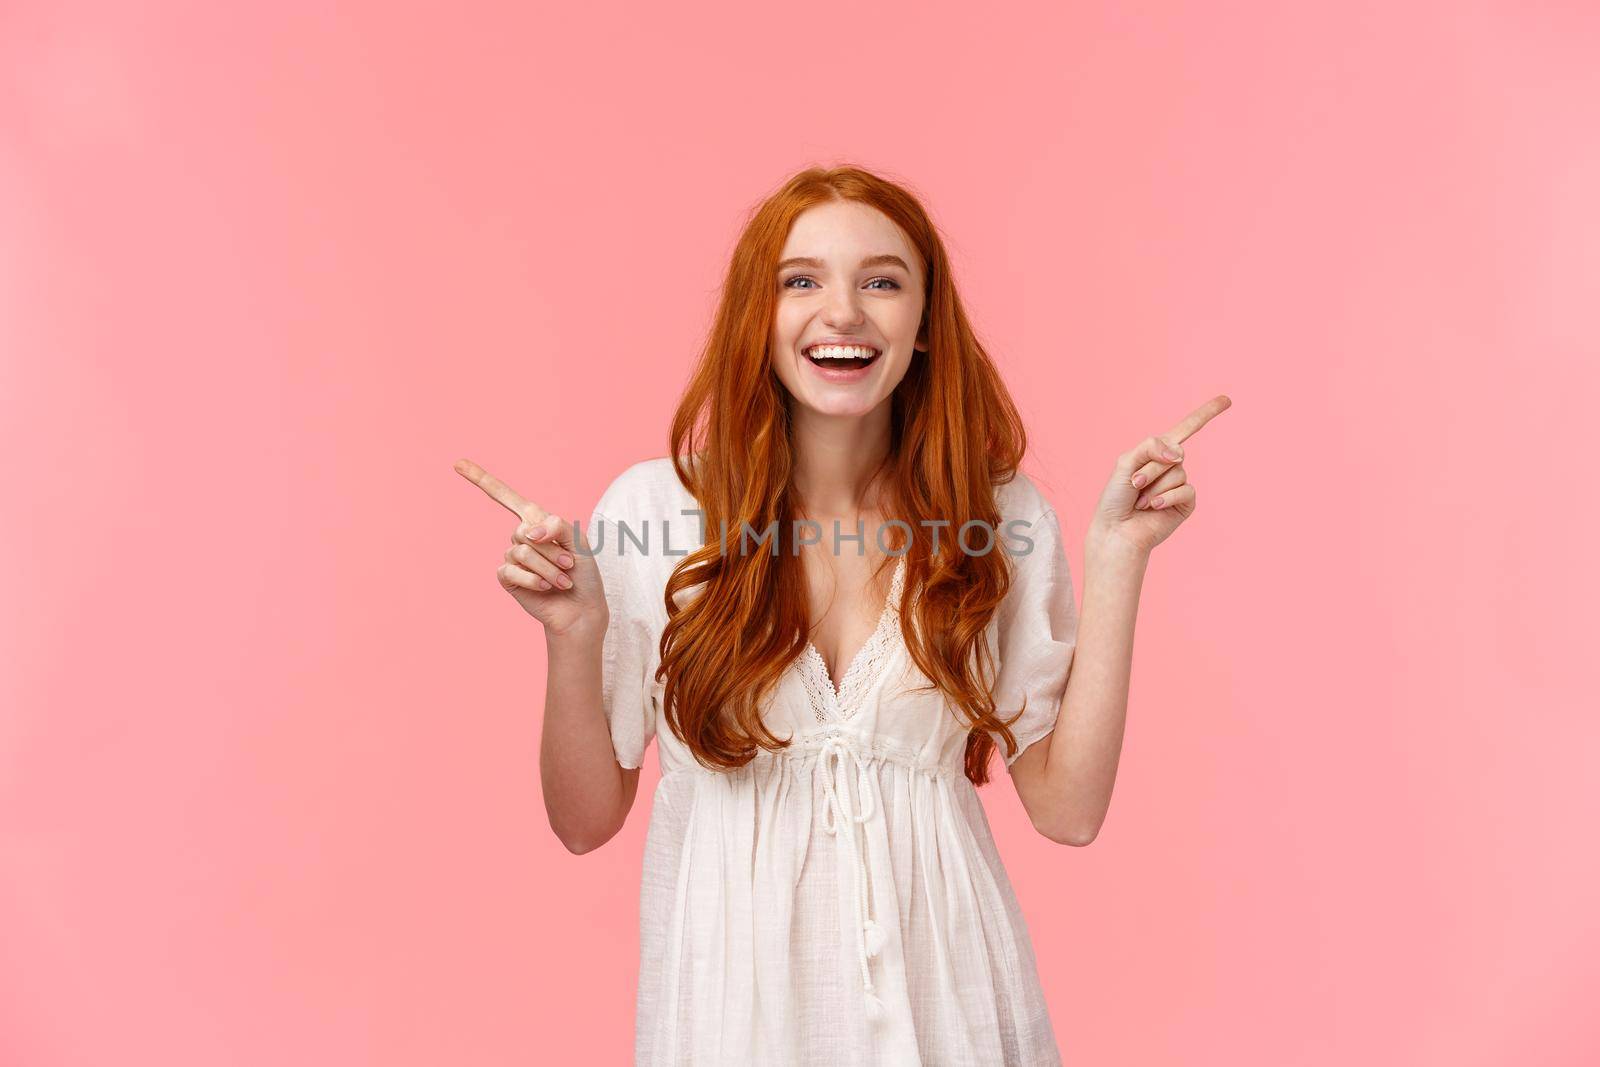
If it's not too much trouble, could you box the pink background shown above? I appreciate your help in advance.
[4,3,1597,1064]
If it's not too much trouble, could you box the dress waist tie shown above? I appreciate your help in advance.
[818,734,888,1021]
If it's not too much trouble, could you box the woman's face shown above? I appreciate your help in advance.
[770,200,927,419]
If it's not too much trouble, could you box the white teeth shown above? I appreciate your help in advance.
[805,344,880,360]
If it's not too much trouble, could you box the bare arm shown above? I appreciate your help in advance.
[453,458,640,855]
[540,622,641,854]
[1009,395,1231,844]
[1008,533,1146,845]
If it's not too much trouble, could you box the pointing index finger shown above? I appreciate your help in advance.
[1164,394,1233,445]
[454,458,543,520]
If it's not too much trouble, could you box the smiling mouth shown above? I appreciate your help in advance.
[803,344,882,370]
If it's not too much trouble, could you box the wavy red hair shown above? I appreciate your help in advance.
[656,164,1036,787]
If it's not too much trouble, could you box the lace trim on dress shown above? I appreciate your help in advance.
[797,555,908,725]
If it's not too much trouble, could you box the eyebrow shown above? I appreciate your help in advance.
[776,254,912,273]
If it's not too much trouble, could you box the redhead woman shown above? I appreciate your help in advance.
[457,164,1229,1065]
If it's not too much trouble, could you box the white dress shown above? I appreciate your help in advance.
[586,457,1080,1066]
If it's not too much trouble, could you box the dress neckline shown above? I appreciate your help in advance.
[798,555,908,723]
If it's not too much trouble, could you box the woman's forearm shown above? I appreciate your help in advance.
[539,623,634,854]
[1022,526,1148,844]
[1016,396,1228,842]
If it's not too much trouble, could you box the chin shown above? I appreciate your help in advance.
[801,395,885,419]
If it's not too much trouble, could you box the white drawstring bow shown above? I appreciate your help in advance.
[818,734,888,1020]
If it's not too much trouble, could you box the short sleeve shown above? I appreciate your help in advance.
[586,496,662,770]
[989,506,1079,769]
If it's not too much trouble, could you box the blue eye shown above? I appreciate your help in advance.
[783,276,900,290]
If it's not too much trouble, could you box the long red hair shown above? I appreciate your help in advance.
[658,164,1035,786]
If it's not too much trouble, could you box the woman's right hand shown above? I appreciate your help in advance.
[454,458,608,638]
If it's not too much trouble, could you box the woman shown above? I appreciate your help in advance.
[457,165,1229,1065]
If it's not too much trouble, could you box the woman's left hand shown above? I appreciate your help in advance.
[1091,394,1232,556]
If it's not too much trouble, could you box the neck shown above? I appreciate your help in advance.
[789,402,893,517]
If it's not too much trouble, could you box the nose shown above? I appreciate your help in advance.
[822,284,867,329]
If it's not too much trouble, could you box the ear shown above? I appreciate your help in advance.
[914,321,929,353]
